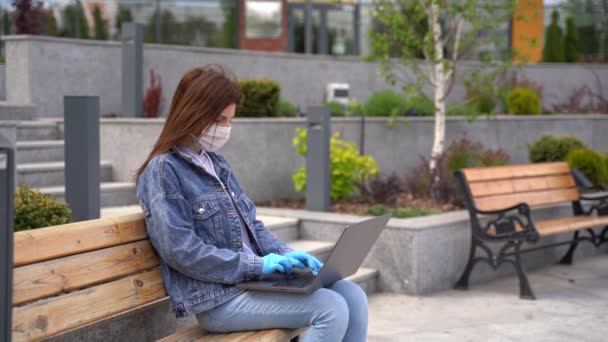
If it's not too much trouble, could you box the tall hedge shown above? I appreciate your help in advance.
[564,16,579,63]
[236,79,281,117]
[543,10,564,63]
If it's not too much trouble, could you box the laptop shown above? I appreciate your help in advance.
[237,214,391,294]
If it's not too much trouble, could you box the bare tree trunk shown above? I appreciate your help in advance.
[428,3,446,200]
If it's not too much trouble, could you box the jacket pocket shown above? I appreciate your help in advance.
[191,198,222,243]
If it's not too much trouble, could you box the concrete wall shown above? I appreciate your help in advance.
[3,35,608,119]
[99,115,608,202]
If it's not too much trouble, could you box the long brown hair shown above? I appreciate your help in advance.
[133,64,243,186]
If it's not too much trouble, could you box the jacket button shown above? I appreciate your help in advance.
[231,191,236,198]
[198,208,205,214]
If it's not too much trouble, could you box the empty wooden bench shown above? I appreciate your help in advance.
[454,161,608,299]
[11,213,305,341]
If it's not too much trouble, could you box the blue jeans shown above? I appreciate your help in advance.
[195,279,368,342]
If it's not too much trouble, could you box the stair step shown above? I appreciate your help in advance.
[38,182,136,207]
[17,160,114,188]
[345,267,379,296]
[16,140,65,163]
[17,121,60,141]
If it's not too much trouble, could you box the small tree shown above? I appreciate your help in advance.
[92,5,108,40]
[2,11,11,34]
[12,0,43,34]
[61,0,89,39]
[543,10,565,62]
[564,16,579,62]
[368,0,517,200]
[43,9,58,36]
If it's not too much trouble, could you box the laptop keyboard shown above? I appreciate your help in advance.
[272,272,316,288]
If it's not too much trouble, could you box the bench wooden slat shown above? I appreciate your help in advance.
[158,325,306,342]
[462,162,570,182]
[536,215,608,237]
[468,174,576,198]
[14,213,147,267]
[13,240,160,306]
[474,187,579,211]
[12,268,166,341]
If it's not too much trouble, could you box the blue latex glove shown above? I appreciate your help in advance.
[283,251,324,276]
[262,253,305,275]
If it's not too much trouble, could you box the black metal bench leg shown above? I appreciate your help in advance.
[454,238,477,290]
[513,243,536,300]
[559,231,579,265]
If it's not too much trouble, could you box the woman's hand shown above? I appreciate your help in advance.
[262,253,305,275]
[283,251,324,275]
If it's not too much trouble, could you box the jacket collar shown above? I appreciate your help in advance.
[171,144,230,175]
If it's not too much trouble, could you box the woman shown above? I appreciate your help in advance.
[134,64,368,341]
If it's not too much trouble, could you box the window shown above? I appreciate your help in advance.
[245,0,283,38]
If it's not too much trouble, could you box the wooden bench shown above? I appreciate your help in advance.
[454,161,608,299]
[11,213,306,341]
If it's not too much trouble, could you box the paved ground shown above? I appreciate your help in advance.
[368,255,608,342]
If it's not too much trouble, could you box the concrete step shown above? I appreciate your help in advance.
[17,160,114,188]
[17,121,61,141]
[0,102,36,121]
[39,182,136,207]
[16,140,65,163]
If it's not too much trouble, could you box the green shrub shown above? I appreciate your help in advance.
[476,93,496,114]
[364,90,409,117]
[405,95,434,116]
[292,128,379,201]
[236,79,280,117]
[0,55,4,64]
[564,16,579,63]
[527,134,586,163]
[347,99,365,116]
[565,148,607,186]
[507,87,541,115]
[325,101,346,117]
[14,186,72,231]
[447,103,478,116]
[543,10,565,63]
[279,100,298,117]
[364,205,440,218]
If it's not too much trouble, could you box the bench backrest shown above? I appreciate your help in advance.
[11,213,164,342]
[458,162,579,212]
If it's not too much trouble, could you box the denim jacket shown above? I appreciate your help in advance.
[136,146,293,318]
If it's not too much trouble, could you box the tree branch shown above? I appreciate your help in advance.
[441,16,463,100]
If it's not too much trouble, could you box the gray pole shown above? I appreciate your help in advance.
[306,106,331,211]
[121,22,143,118]
[318,7,328,55]
[75,0,81,38]
[305,0,313,54]
[64,96,100,222]
[287,7,294,52]
[0,146,14,342]
[352,4,360,56]
[155,0,162,44]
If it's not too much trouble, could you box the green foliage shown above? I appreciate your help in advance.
[507,87,541,115]
[279,100,298,117]
[44,10,58,36]
[144,10,221,47]
[347,99,365,116]
[0,55,4,64]
[364,204,440,218]
[92,5,109,40]
[363,90,409,117]
[527,134,586,163]
[14,186,72,231]
[115,7,133,39]
[325,101,347,117]
[564,16,579,62]
[2,11,11,35]
[565,148,608,186]
[221,0,237,48]
[61,0,90,39]
[237,79,281,117]
[543,10,565,62]
[292,128,379,201]
[405,95,434,116]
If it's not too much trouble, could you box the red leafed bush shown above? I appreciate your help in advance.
[13,0,43,34]
[551,85,608,114]
[143,69,164,118]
